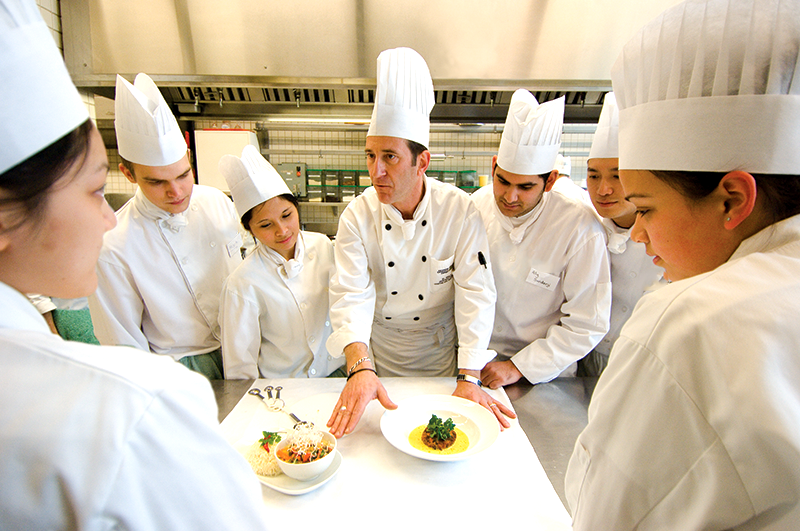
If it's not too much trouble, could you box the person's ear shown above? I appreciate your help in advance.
[719,170,757,229]
[417,150,431,176]
[119,163,136,185]
[543,170,558,192]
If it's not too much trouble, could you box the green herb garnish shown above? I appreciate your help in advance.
[425,414,456,441]
[258,431,282,452]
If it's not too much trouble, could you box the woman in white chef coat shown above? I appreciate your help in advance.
[566,0,800,529]
[579,93,664,375]
[0,2,269,529]
[218,145,344,379]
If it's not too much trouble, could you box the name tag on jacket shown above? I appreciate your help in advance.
[526,268,559,291]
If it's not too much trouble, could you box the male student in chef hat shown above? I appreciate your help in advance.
[89,73,243,379]
[579,92,664,376]
[471,90,611,388]
[325,47,515,437]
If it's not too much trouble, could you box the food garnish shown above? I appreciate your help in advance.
[422,414,457,450]
[276,424,334,464]
[258,431,282,453]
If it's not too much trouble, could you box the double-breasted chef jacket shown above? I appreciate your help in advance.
[566,213,800,530]
[327,177,497,376]
[593,216,664,359]
[220,231,343,379]
[0,281,269,530]
[471,185,611,384]
[90,185,243,361]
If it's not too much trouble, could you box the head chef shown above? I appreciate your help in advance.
[325,47,512,438]
[115,74,193,214]
[364,47,434,219]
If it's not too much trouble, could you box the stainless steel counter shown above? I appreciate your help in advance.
[211,377,596,509]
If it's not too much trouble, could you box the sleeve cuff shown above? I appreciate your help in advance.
[458,348,497,371]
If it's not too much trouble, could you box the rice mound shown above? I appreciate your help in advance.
[244,441,282,477]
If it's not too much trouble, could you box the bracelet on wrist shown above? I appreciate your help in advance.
[348,356,370,375]
[347,367,377,381]
[456,373,483,387]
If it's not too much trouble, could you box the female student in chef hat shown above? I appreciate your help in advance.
[579,92,664,376]
[0,1,269,528]
[566,0,800,529]
[218,145,344,379]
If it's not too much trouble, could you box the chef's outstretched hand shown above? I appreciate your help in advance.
[454,379,515,430]
[327,367,396,438]
[481,360,523,389]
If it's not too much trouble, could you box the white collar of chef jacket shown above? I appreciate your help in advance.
[380,179,432,241]
[260,231,305,279]
[0,281,51,334]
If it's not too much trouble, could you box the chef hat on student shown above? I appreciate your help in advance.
[497,90,564,175]
[219,144,291,219]
[588,92,619,160]
[612,0,800,174]
[0,0,89,174]
[115,73,187,167]
[367,47,435,149]
[554,154,572,176]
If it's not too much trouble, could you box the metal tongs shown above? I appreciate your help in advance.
[248,385,313,428]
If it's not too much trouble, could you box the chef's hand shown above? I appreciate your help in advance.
[453,371,515,430]
[327,343,397,438]
[481,360,523,389]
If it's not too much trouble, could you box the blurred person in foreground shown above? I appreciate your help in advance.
[0,1,269,528]
[566,0,800,528]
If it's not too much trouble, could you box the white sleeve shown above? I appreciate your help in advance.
[219,281,262,379]
[326,208,376,358]
[89,258,149,351]
[453,206,497,370]
[511,232,611,383]
[104,377,270,530]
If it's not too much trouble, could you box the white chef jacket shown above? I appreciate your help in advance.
[472,185,611,384]
[593,217,664,358]
[0,281,269,530]
[90,186,243,360]
[327,177,497,374]
[566,214,800,530]
[220,231,343,379]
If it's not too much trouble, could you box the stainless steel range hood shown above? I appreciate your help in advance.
[62,0,682,125]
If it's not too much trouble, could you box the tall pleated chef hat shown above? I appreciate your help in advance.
[612,0,800,174]
[554,154,572,176]
[0,0,89,175]
[114,73,187,167]
[218,144,291,219]
[367,47,435,149]
[588,92,619,160]
[497,90,564,175]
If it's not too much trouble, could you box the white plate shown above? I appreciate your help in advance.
[380,394,500,461]
[253,450,343,496]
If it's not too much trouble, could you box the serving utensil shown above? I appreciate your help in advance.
[248,386,313,428]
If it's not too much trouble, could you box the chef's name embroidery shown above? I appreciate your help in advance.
[436,264,455,275]
[434,273,453,286]
[526,268,559,292]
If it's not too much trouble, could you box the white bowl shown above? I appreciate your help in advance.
[274,431,337,481]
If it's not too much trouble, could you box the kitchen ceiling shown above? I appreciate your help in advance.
[63,0,681,132]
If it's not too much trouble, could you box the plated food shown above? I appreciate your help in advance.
[381,395,501,462]
[408,414,470,455]
[273,424,338,481]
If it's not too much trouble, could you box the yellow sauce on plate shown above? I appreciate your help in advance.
[408,425,470,455]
